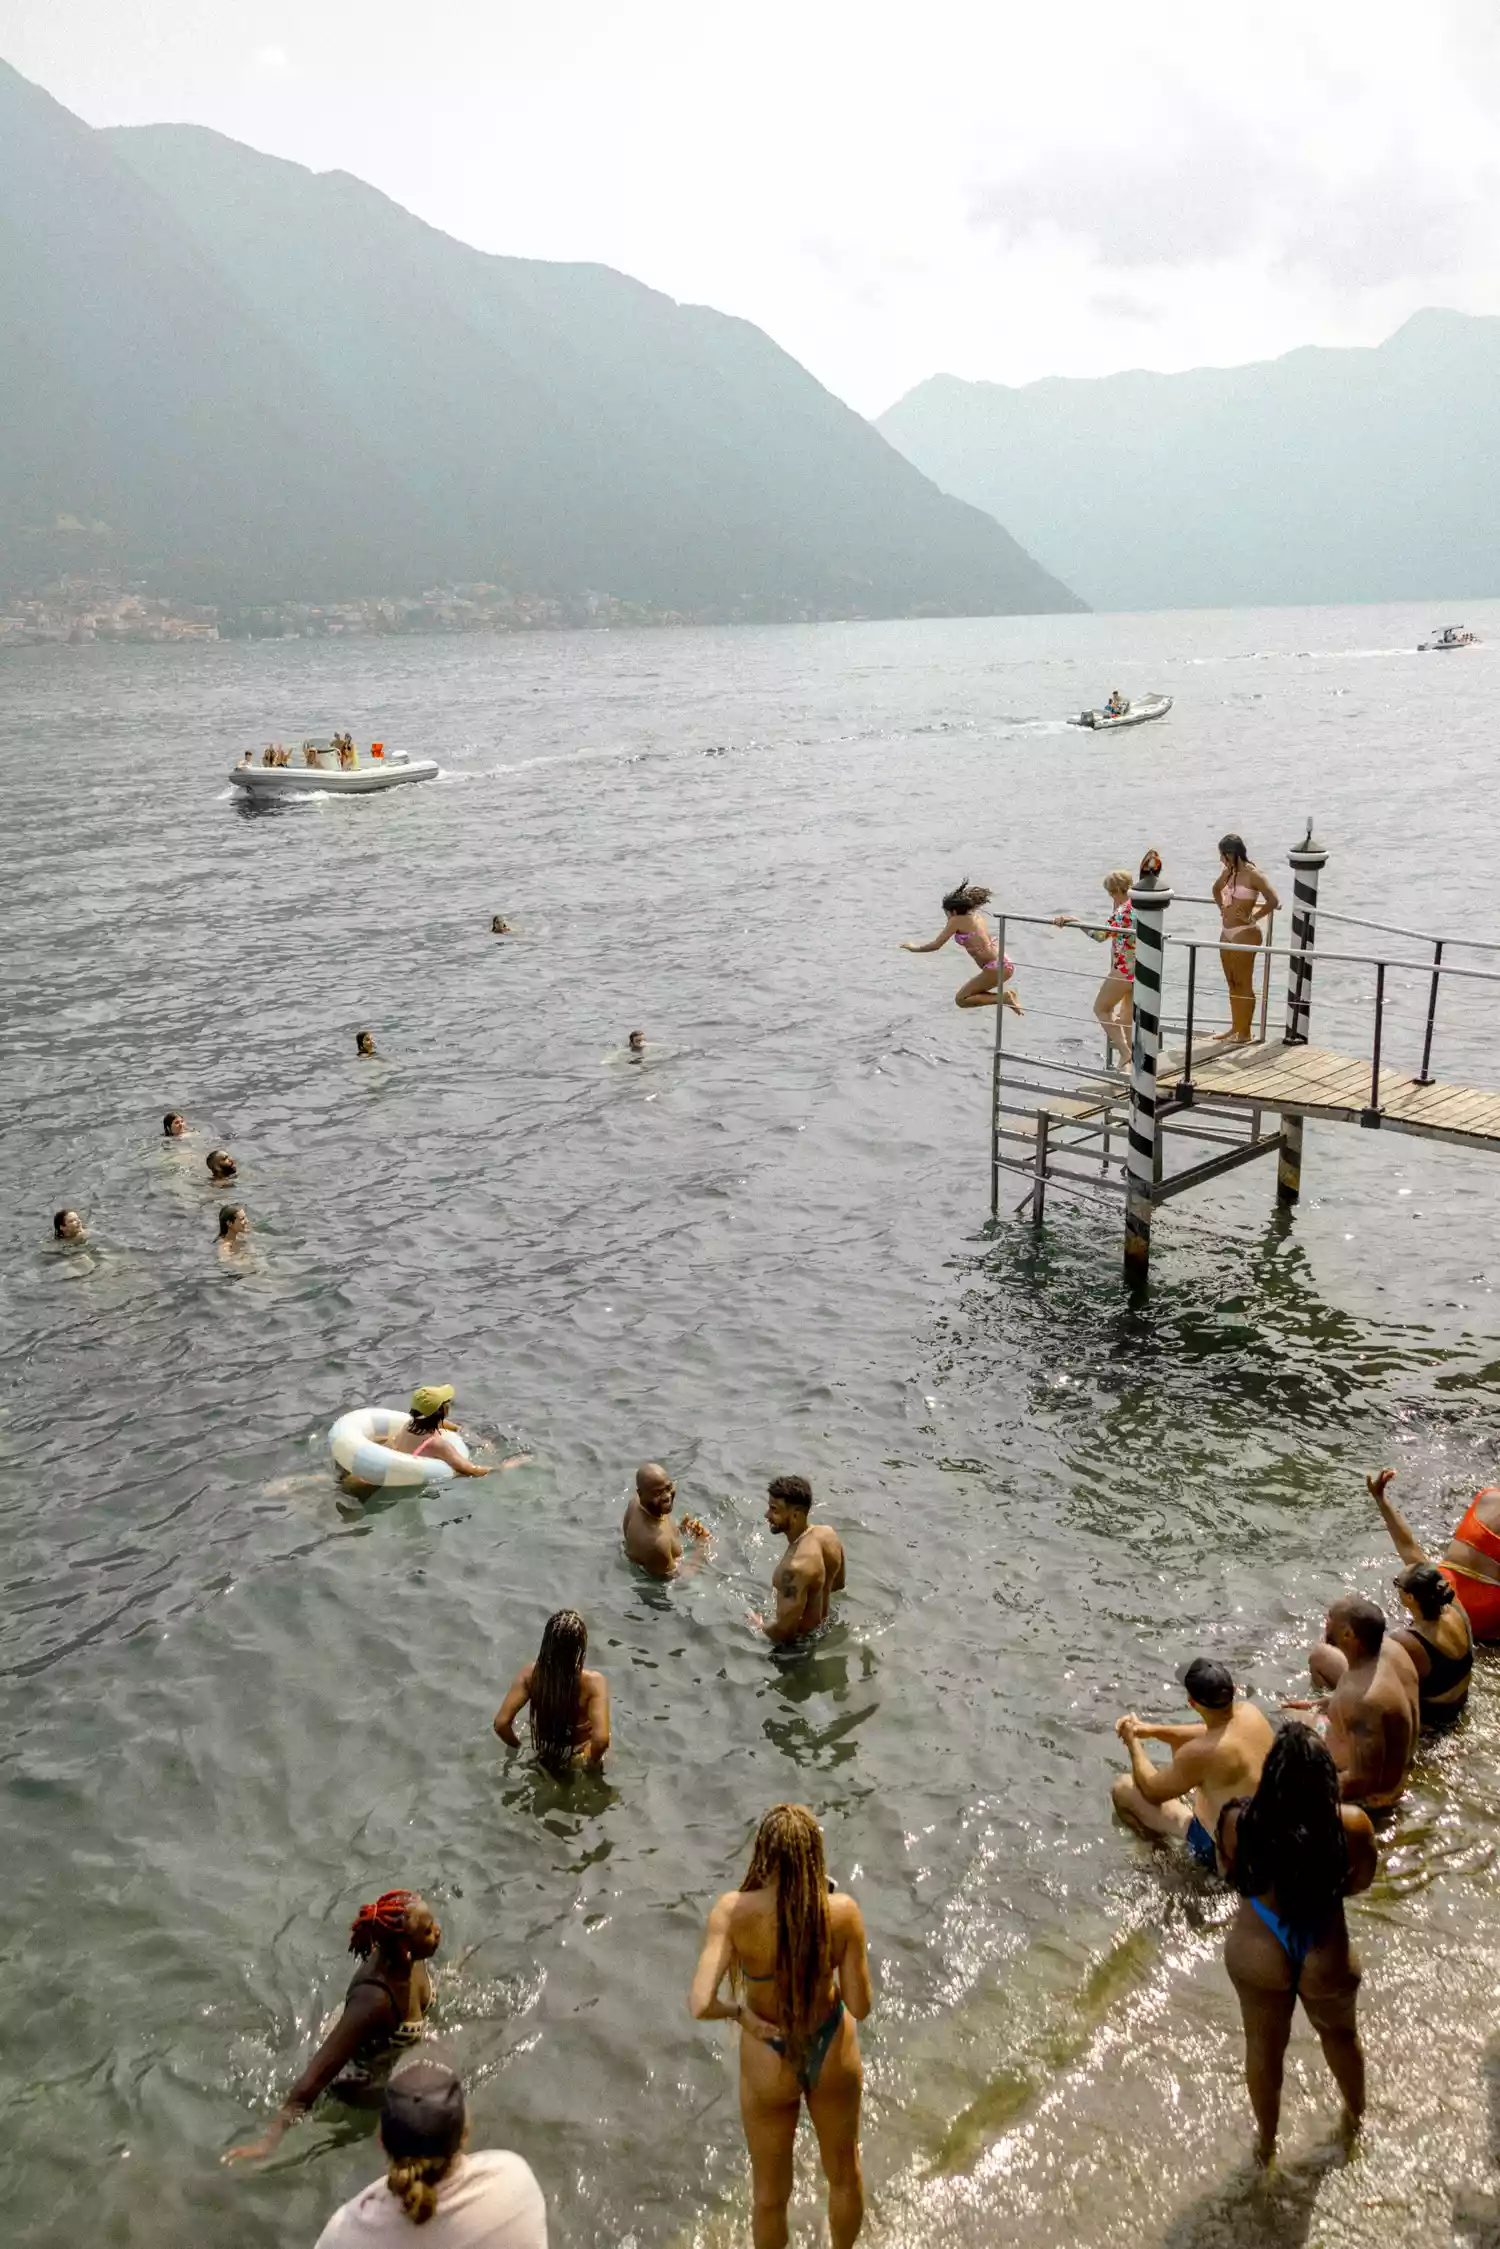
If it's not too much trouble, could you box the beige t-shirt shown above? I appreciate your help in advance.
[314,2150,547,2249]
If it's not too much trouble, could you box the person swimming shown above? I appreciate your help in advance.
[493,1609,611,1774]
[901,881,1023,1013]
[164,1113,187,1139]
[52,1208,85,1242]
[206,1150,237,1183]
[690,1804,872,2249]
[223,1891,442,2165]
[217,1204,250,1249]
[339,1386,527,1500]
[491,915,512,934]
[356,1030,378,1057]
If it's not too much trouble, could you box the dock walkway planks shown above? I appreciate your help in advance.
[1157,1042,1500,1151]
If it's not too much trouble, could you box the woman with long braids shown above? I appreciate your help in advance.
[1217,1729,1376,2164]
[493,1610,611,1775]
[690,1804,872,2249]
[1211,832,1279,1043]
[314,2062,548,2246]
[223,1891,442,2165]
[901,879,1023,1013]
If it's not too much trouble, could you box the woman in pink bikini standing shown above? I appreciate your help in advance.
[1213,834,1279,1043]
[901,880,1023,1013]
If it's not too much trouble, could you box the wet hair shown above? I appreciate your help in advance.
[530,1609,588,1774]
[942,879,992,916]
[767,1474,812,1514]
[380,2063,467,2225]
[1218,833,1249,869]
[1104,868,1132,898]
[739,1804,833,2081]
[1227,1726,1348,1937]
[1183,1657,1235,1710]
[349,1888,418,1958]
[217,1205,245,1238]
[408,1402,448,1433]
[356,1029,376,1051]
[1396,1562,1455,1620]
[206,1150,236,1179]
[163,1113,184,1135]
[1331,1594,1385,1655]
[52,1208,79,1237]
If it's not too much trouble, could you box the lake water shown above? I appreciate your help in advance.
[5,603,1500,2249]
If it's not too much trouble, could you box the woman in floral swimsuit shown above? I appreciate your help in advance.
[1054,867,1135,1065]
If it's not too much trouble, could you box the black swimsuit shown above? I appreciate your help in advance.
[1411,1622,1472,1718]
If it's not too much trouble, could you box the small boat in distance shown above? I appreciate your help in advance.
[229,740,439,796]
[1068,692,1173,731]
[1418,625,1478,651]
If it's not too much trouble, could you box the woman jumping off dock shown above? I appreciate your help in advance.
[902,880,1022,1013]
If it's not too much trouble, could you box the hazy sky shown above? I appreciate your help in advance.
[6,0,1500,413]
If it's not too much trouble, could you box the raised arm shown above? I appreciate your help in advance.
[223,1982,394,2164]
[493,1663,534,1746]
[1367,1468,1428,1568]
[901,917,957,955]
[833,1898,873,2021]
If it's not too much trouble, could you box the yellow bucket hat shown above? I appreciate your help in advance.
[410,1383,455,1417]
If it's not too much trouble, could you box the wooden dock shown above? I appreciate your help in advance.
[1158,1041,1500,1152]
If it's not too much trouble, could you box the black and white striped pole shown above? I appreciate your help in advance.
[1124,850,1171,1281]
[1278,824,1328,1206]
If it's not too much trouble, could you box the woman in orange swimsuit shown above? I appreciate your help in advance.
[1212,834,1279,1043]
[1368,1466,1500,1641]
[901,880,1023,1013]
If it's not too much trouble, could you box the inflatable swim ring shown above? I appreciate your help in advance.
[329,1404,471,1489]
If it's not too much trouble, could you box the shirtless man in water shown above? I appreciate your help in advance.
[1289,1594,1419,1809]
[622,1462,709,1579]
[1112,1657,1273,1868]
[756,1476,845,1644]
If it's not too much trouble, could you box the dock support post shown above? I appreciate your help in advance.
[989,912,1009,1218]
[1278,825,1328,1205]
[1124,852,1172,1281]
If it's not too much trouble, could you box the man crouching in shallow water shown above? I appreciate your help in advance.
[622,1462,709,1579]
[1112,1657,1273,1869]
[1286,1594,1419,1809]
[754,1475,845,1644]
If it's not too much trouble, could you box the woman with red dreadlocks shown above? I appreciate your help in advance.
[223,1890,442,2165]
[690,1805,872,2249]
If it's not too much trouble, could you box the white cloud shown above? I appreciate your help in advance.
[253,45,289,72]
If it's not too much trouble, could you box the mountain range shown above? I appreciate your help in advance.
[878,313,1500,613]
[0,60,1079,621]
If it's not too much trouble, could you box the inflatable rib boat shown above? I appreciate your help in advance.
[1068,693,1173,731]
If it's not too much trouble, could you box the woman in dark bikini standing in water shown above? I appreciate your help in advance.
[1217,1729,1375,2165]
[224,1891,442,2164]
[690,1804,872,2249]
[902,880,1023,1013]
[1212,833,1279,1044]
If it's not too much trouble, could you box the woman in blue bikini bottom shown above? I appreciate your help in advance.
[1218,1727,1377,2164]
[690,1804,873,2249]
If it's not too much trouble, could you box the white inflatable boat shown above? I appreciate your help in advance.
[1068,692,1173,730]
[1418,626,1477,651]
[230,743,439,796]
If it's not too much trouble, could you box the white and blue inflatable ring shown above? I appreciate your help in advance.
[329,1404,470,1488]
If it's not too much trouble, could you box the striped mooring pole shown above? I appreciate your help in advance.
[1124,850,1172,1280]
[1278,824,1328,1205]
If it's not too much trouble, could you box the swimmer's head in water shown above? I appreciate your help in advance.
[409,1383,455,1428]
[628,1030,645,1052]
[1104,868,1132,900]
[164,1113,185,1137]
[380,2061,467,2217]
[766,1474,812,1533]
[491,915,511,933]
[53,1208,84,1241]
[1395,1561,1456,1621]
[356,1030,377,1056]
[217,1204,248,1240]
[1182,1657,1235,1711]
[1218,833,1248,870]
[348,1888,441,1962]
[942,880,992,916]
[206,1149,237,1181]
[530,1609,588,1774]
[636,1462,675,1517]
[1326,1592,1385,1657]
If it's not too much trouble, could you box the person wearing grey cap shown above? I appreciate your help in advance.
[314,2061,547,2245]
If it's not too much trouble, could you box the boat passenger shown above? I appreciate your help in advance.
[304,741,324,768]
[223,1890,442,2165]
[356,1030,378,1057]
[1212,834,1279,1043]
[312,2062,548,2248]
[337,734,357,770]
[206,1149,237,1183]
[901,880,1023,1013]
[261,744,277,767]
[1053,867,1135,1066]
[494,1609,611,1774]
[690,1804,871,2249]
[53,1208,85,1242]
[1218,1728,1374,2165]
[1105,689,1127,716]
[1365,1464,1495,1653]
[236,751,253,768]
